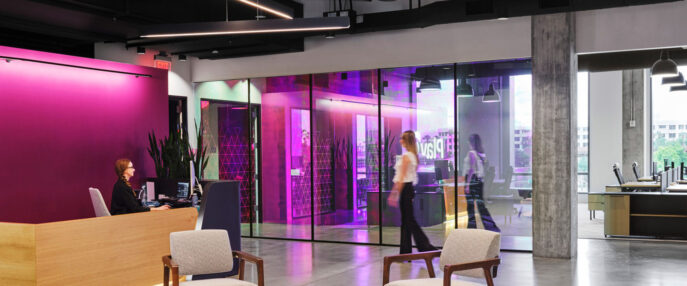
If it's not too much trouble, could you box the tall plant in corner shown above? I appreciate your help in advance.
[191,119,209,179]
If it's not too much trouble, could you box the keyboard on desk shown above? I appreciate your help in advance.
[158,198,192,208]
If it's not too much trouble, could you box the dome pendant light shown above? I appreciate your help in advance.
[482,83,501,103]
[651,50,679,78]
[662,72,684,86]
[457,78,474,97]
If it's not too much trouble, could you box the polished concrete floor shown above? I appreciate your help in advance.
[235,238,687,286]
[239,203,606,251]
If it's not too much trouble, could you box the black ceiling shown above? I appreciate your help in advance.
[0,0,680,60]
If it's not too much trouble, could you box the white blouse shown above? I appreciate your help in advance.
[393,152,418,185]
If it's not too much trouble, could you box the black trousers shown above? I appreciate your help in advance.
[466,177,500,232]
[399,183,436,254]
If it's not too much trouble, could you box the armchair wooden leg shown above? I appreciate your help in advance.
[238,259,246,280]
[483,267,495,286]
[256,259,265,286]
[383,257,391,285]
[424,257,436,278]
[164,266,169,286]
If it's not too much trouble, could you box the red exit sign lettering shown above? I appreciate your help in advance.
[154,60,171,70]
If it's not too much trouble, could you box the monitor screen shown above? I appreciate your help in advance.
[177,182,189,198]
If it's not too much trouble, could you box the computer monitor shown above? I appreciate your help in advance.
[177,182,189,198]
[434,160,450,181]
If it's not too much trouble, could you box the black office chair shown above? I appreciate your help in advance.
[613,163,625,185]
[632,162,640,181]
[613,163,630,192]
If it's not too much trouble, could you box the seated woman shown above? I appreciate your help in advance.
[111,158,169,215]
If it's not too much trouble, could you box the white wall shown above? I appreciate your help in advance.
[94,42,199,148]
[576,1,687,54]
[589,71,623,193]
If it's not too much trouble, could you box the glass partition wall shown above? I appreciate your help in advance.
[196,59,534,251]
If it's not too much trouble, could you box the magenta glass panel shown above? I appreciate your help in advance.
[312,70,380,243]
[379,64,455,247]
[0,45,168,223]
[250,75,311,240]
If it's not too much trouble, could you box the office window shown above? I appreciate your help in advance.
[577,72,589,193]
[652,66,687,170]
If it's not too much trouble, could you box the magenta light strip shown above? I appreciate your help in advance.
[0,56,153,78]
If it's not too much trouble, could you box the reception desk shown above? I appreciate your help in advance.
[593,192,687,239]
[0,208,197,286]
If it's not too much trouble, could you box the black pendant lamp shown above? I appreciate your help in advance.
[417,67,441,92]
[662,72,684,86]
[670,84,687,92]
[482,83,501,103]
[457,78,474,97]
[651,50,678,78]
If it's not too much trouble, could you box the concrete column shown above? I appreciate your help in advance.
[532,12,578,259]
[622,69,645,178]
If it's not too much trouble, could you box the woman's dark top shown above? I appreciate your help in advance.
[111,179,150,215]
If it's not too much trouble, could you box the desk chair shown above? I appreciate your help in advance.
[613,163,625,185]
[632,162,640,181]
[88,187,110,217]
[383,229,500,286]
[163,229,264,286]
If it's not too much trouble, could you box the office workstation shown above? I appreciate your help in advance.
[589,161,687,239]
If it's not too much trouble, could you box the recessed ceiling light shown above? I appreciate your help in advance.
[497,17,509,21]
[212,50,219,54]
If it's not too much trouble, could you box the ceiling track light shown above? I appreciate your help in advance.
[139,17,350,38]
[0,55,151,78]
[662,72,684,86]
[136,46,145,54]
[237,0,293,19]
[651,50,679,78]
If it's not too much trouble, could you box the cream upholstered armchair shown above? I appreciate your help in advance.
[383,229,500,286]
[163,230,264,286]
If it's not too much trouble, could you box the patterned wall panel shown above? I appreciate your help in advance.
[218,107,252,223]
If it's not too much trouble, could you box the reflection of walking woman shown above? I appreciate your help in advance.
[464,134,500,232]
[388,131,437,254]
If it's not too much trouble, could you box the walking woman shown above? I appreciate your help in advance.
[388,131,437,254]
[463,134,500,232]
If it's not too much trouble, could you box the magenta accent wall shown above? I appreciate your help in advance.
[0,45,168,223]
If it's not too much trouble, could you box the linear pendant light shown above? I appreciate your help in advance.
[139,17,350,38]
[237,0,293,19]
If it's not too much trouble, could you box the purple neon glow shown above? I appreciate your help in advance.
[0,45,168,223]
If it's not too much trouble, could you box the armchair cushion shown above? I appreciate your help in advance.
[440,229,500,279]
[170,230,234,276]
[180,278,255,286]
[386,278,482,286]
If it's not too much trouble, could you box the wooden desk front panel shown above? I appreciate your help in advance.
[35,208,197,286]
[0,223,36,286]
[604,195,630,236]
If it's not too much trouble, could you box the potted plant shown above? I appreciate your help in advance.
[147,120,208,198]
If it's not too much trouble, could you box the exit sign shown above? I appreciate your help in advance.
[154,60,171,70]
